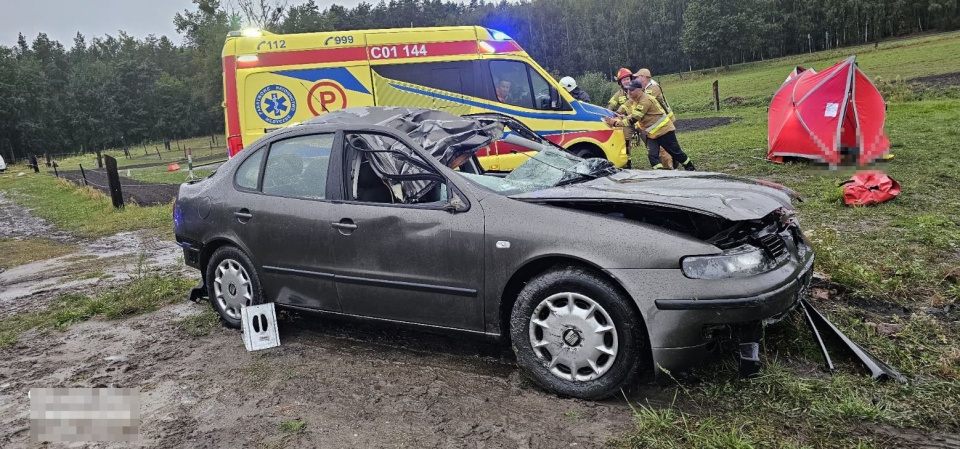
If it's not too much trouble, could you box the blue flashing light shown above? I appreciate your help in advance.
[173,202,182,231]
[490,29,512,41]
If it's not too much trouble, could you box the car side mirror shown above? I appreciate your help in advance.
[549,86,560,109]
[444,191,468,214]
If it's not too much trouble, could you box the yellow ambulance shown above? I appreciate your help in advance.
[222,26,628,170]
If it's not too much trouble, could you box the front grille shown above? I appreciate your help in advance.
[756,233,788,260]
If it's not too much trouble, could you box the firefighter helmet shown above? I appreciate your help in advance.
[559,76,577,92]
[616,67,633,81]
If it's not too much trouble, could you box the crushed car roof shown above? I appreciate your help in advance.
[303,107,503,167]
[303,107,503,202]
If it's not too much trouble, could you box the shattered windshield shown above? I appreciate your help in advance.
[457,149,619,195]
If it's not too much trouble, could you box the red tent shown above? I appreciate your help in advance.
[768,56,890,165]
[784,66,815,84]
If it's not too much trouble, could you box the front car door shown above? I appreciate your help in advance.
[327,129,486,332]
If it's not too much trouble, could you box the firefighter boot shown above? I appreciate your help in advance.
[681,158,696,171]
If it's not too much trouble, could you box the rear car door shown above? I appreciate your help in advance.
[327,130,486,331]
[229,132,343,311]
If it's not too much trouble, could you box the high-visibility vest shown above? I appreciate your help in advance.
[644,80,675,123]
[613,93,675,139]
[607,88,628,111]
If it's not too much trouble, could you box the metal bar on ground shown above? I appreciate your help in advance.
[799,299,906,382]
[799,299,836,372]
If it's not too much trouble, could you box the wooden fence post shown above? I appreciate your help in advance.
[104,155,124,209]
[712,80,720,112]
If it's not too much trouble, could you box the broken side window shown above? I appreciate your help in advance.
[344,132,447,205]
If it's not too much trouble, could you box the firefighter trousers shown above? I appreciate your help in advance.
[645,131,690,168]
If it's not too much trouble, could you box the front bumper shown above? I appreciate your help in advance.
[655,257,813,313]
[608,251,814,376]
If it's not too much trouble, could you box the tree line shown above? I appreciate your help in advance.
[2,0,957,160]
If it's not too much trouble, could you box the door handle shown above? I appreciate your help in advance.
[234,208,253,223]
[331,219,358,233]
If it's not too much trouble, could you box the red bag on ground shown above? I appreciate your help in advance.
[841,171,900,206]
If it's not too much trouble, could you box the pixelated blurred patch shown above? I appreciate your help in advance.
[30,388,140,443]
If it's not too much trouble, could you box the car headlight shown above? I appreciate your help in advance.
[681,245,777,279]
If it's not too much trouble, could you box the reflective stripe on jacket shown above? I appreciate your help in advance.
[644,80,675,123]
[612,92,675,138]
[607,88,628,111]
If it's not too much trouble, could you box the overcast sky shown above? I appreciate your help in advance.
[0,0,388,47]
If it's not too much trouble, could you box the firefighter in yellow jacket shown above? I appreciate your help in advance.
[604,80,695,170]
[635,68,674,123]
[614,93,674,168]
[606,68,634,112]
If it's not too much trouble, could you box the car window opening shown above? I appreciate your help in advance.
[345,133,446,205]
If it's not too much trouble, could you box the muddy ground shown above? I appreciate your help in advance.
[3,180,960,448]
[674,116,739,132]
[0,193,649,448]
[910,71,960,88]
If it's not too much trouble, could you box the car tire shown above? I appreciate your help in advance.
[205,246,265,329]
[573,147,599,159]
[510,265,647,400]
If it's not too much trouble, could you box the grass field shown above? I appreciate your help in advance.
[660,31,960,113]
[617,32,960,447]
[0,172,172,238]
[48,135,227,172]
[0,238,76,269]
[123,166,216,184]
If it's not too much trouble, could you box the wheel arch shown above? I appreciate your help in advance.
[498,255,650,349]
[200,237,263,284]
[566,141,605,159]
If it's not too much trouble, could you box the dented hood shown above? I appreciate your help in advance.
[509,170,797,221]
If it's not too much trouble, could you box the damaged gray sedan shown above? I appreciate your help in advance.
[174,107,814,399]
